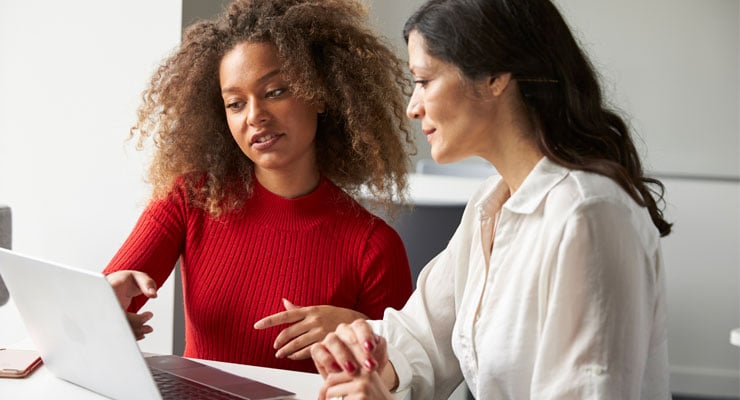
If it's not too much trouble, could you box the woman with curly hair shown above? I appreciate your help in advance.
[103,0,414,373]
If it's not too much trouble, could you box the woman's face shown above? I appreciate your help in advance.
[406,31,497,164]
[220,42,323,175]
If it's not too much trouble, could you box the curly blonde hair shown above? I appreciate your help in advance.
[132,0,413,215]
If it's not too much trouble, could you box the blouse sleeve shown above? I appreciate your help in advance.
[102,185,189,312]
[369,194,484,400]
[531,198,665,398]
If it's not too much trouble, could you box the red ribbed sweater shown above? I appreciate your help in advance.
[103,177,412,373]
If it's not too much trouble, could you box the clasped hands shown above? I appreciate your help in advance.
[105,270,367,362]
[310,319,395,400]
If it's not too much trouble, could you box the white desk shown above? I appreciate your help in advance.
[0,354,321,399]
[0,296,316,399]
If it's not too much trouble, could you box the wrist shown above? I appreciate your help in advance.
[381,361,399,391]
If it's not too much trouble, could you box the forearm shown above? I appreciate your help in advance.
[353,310,368,320]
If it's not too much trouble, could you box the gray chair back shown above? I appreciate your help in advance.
[0,205,11,306]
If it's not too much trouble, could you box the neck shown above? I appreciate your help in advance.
[493,140,543,195]
[255,166,321,199]
[480,82,545,194]
[480,123,543,195]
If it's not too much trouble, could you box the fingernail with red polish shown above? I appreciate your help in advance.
[331,361,342,372]
[363,340,375,351]
[364,358,376,370]
[344,361,356,373]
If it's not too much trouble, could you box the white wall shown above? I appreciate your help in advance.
[0,0,182,355]
[660,178,740,395]
[368,0,740,397]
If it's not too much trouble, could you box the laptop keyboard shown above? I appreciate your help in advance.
[151,368,246,400]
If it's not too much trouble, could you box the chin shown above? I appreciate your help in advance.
[430,147,444,164]
[430,149,458,165]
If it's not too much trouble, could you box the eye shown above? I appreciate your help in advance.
[266,88,287,98]
[414,79,429,88]
[225,101,245,111]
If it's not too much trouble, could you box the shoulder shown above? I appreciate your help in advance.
[549,170,637,214]
[164,173,208,200]
[147,173,213,218]
[547,170,659,246]
[324,181,405,241]
[321,179,378,219]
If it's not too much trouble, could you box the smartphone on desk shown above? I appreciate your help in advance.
[0,348,42,378]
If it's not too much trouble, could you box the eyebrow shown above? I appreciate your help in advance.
[408,63,430,76]
[221,69,282,94]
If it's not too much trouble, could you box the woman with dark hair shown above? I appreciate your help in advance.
[102,0,414,373]
[310,0,671,397]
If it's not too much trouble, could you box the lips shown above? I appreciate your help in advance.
[250,131,281,145]
[248,131,284,151]
[421,127,436,143]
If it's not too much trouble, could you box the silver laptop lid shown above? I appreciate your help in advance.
[0,247,161,400]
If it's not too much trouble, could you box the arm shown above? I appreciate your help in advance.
[368,249,462,399]
[103,188,187,311]
[253,219,413,360]
[532,199,664,398]
[312,192,487,399]
[103,186,188,338]
[353,220,413,319]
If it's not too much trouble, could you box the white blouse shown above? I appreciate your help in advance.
[371,157,670,399]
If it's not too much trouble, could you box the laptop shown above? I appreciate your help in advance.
[0,247,295,400]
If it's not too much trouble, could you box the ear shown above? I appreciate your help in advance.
[316,100,326,115]
[488,73,512,97]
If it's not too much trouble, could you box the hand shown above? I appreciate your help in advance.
[310,320,389,382]
[253,299,367,360]
[126,310,154,340]
[106,270,158,340]
[319,370,394,400]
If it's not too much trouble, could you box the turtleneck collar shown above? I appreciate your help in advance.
[240,175,347,231]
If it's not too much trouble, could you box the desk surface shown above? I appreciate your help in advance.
[1,299,321,399]
[0,350,322,400]
[2,308,410,400]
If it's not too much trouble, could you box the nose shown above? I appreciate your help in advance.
[406,89,423,120]
[247,99,269,127]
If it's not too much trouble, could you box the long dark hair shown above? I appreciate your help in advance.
[404,0,671,236]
